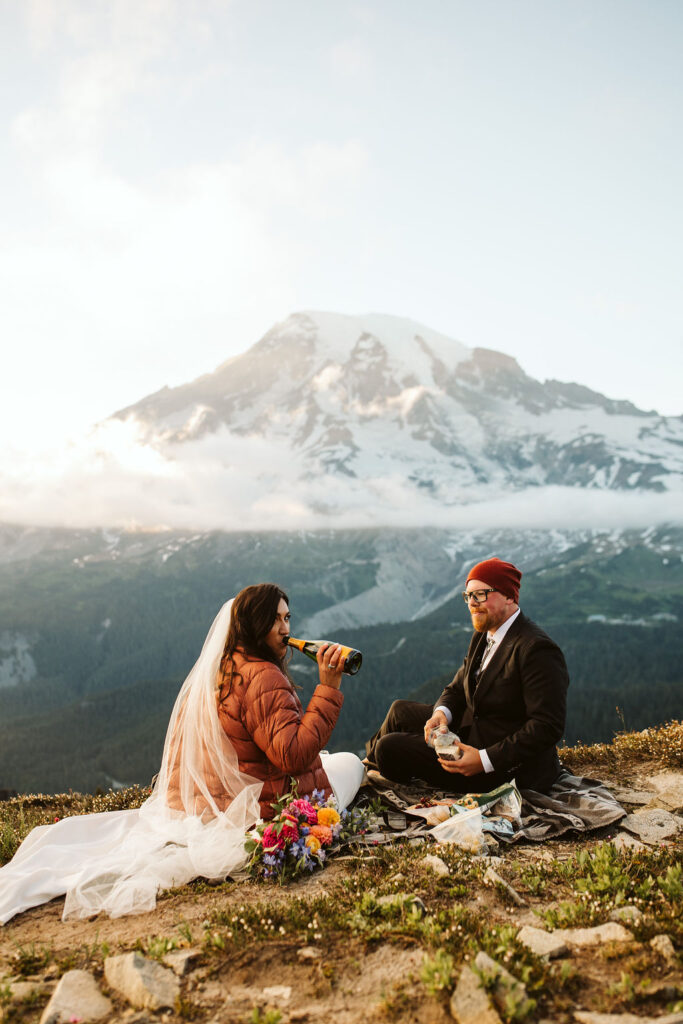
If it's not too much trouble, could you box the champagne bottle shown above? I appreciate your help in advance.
[286,636,363,676]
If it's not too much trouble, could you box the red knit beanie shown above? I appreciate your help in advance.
[466,558,522,602]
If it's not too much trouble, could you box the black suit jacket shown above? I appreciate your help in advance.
[434,611,569,791]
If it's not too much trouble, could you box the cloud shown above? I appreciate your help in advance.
[1,423,680,533]
[2,4,372,446]
[328,38,374,81]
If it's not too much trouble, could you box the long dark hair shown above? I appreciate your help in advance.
[222,583,289,668]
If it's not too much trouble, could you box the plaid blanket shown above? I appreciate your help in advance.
[355,769,625,846]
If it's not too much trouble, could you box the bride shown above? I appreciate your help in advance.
[0,584,364,925]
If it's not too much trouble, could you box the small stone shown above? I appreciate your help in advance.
[608,786,654,806]
[39,970,111,1024]
[610,832,646,853]
[377,892,426,915]
[472,951,529,1006]
[516,925,568,959]
[8,979,48,1002]
[449,964,502,1024]
[421,853,450,876]
[576,1013,683,1024]
[647,771,683,811]
[646,981,681,1000]
[104,952,180,1011]
[484,867,526,906]
[161,949,201,976]
[608,905,643,926]
[553,922,633,947]
[296,946,322,961]
[262,986,291,1002]
[575,1013,651,1023]
[650,933,677,961]
[621,808,679,842]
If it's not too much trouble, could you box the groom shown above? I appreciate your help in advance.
[365,557,569,793]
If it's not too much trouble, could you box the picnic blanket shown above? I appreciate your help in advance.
[355,769,626,848]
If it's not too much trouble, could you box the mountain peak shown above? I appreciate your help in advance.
[108,310,682,527]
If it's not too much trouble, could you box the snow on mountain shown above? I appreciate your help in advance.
[110,310,682,524]
[2,311,680,531]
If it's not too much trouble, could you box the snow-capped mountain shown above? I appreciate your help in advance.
[111,311,682,524]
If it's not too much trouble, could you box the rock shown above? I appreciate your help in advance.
[377,892,426,915]
[104,952,180,1011]
[610,831,646,853]
[297,946,322,961]
[650,933,677,961]
[161,948,201,976]
[647,771,683,811]
[516,925,568,959]
[553,922,633,947]
[421,854,450,876]
[472,951,529,1007]
[6,979,48,1002]
[262,986,292,1002]
[645,981,681,1000]
[608,905,644,926]
[621,808,679,842]
[608,786,654,806]
[484,867,526,907]
[576,1013,683,1024]
[449,964,502,1024]
[39,970,111,1024]
[574,1014,651,1023]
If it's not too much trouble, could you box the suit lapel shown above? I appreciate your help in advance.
[469,612,525,705]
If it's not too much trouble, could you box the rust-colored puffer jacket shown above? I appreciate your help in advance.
[217,649,343,820]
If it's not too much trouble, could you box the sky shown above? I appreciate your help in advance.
[1,0,682,521]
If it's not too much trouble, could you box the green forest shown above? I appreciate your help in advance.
[0,525,681,794]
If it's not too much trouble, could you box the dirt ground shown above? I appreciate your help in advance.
[1,764,681,1024]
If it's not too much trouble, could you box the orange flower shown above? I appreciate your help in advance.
[305,835,321,853]
[309,824,333,846]
[317,807,340,827]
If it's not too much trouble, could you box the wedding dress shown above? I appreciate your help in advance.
[0,601,262,924]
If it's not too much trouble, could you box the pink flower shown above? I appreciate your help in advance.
[287,799,318,825]
[261,825,285,851]
[280,820,299,843]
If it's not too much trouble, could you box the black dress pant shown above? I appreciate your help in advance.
[365,699,510,794]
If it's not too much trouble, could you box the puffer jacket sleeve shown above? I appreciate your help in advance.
[243,664,343,775]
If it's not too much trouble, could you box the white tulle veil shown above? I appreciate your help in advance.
[61,599,263,919]
[0,601,263,924]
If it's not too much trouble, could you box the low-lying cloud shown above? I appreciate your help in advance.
[1,421,680,533]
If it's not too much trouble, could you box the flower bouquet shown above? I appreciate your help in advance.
[245,788,371,880]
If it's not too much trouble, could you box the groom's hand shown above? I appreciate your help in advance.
[423,711,448,744]
[438,742,483,776]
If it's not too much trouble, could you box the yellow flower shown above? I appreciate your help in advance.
[305,835,321,853]
[317,807,340,826]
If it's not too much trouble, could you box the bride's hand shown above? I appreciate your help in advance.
[317,642,345,689]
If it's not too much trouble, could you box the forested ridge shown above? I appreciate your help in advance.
[1,525,681,794]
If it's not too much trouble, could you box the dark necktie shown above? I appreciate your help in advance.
[472,636,495,693]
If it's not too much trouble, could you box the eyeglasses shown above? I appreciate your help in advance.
[462,588,497,605]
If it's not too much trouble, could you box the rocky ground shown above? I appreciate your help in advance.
[1,737,682,1024]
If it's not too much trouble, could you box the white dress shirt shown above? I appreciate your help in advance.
[437,608,521,774]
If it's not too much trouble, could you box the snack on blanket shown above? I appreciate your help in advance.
[456,795,479,810]
[429,728,463,762]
